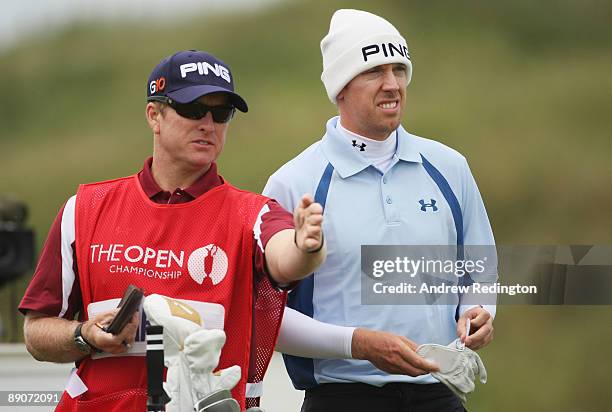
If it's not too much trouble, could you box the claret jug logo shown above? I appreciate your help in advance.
[187,244,229,285]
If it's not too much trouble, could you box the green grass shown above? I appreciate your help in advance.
[1,0,611,410]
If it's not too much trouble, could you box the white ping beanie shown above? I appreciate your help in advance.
[321,9,413,103]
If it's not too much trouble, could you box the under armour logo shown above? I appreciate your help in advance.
[352,140,366,151]
[419,199,438,212]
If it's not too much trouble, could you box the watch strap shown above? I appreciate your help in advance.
[74,322,100,353]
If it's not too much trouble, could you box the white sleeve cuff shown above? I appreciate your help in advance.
[275,307,355,359]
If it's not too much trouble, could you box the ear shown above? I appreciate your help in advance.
[335,88,348,116]
[146,102,162,135]
[336,78,353,103]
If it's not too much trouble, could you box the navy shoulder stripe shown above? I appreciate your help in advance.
[284,162,334,390]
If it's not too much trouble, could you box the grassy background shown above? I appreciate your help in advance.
[1,0,611,410]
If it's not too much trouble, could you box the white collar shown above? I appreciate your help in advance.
[337,120,397,160]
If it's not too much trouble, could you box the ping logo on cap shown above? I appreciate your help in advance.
[149,77,166,94]
[179,61,231,83]
[361,42,410,62]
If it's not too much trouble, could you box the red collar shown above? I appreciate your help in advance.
[137,157,223,204]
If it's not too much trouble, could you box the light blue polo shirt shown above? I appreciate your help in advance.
[263,116,496,389]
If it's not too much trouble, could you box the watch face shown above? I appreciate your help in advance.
[75,338,90,353]
[74,324,91,353]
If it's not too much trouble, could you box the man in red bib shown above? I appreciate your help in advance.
[19,50,325,411]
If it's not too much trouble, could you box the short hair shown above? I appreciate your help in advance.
[153,101,167,116]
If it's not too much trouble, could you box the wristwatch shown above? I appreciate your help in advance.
[74,322,94,354]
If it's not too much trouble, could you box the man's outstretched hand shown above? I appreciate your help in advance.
[293,194,324,253]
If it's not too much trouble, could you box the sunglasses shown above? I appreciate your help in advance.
[148,96,235,123]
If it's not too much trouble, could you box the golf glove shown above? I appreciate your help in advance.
[183,329,242,402]
[416,340,487,404]
[144,294,241,412]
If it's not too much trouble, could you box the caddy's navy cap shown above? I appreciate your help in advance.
[147,50,248,112]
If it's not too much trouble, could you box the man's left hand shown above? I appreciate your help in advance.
[293,193,324,253]
[457,307,494,350]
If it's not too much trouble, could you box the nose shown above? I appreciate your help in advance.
[198,111,215,133]
[381,67,400,92]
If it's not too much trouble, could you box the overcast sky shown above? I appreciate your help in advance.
[0,0,285,53]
